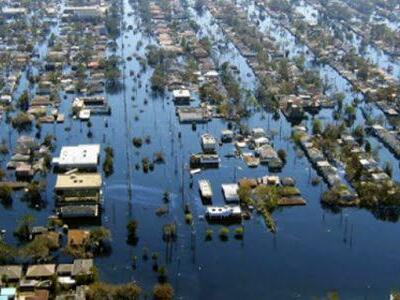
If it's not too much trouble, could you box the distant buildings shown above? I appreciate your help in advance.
[63,6,104,21]
[0,260,94,299]
[1,7,27,18]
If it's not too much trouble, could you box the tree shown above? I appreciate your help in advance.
[153,283,174,300]
[345,105,356,120]
[384,161,393,178]
[255,185,279,211]
[11,112,32,131]
[14,215,34,242]
[237,181,253,206]
[126,219,138,245]
[0,242,16,264]
[103,147,114,177]
[113,283,142,299]
[24,182,42,206]
[87,282,141,300]
[353,125,364,141]
[365,141,371,153]
[0,184,12,202]
[151,65,167,92]
[312,119,322,135]
[277,149,287,162]
[87,227,111,255]
[21,235,54,262]
[17,91,29,111]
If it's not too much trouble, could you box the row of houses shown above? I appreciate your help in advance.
[293,126,356,201]
[6,136,50,179]
[0,260,92,300]
[370,124,400,158]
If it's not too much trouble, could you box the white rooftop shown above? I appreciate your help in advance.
[173,89,191,99]
[53,144,100,169]
[221,183,239,202]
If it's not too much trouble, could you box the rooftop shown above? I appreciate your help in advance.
[72,259,93,276]
[55,173,102,190]
[52,144,100,168]
[26,265,56,278]
[173,89,191,99]
[0,266,22,281]
[67,229,90,246]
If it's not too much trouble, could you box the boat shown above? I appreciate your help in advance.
[199,179,213,200]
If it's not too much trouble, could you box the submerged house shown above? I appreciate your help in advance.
[172,89,191,104]
[55,172,102,218]
[0,266,23,285]
[177,107,211,123]
[201,133,217,153]
[221,183,239,203]
[26,265,56,280]
[205,205,241,220]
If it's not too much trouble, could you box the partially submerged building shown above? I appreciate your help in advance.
[55,172,102,219]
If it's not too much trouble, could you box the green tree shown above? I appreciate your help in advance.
[312,119,322,135]
[14,215,34,242]
[126,219,138,245]
[153,283,174,300]
[17,91,29,111]
[0,184,12,202]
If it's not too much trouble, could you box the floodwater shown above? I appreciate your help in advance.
[1,0,400,299]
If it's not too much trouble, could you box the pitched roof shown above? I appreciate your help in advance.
[67,229,90,246]
[0,266,23,280]
[26,264,56,278]
[56,264,73,275]
[72,259,93,276]
[25,290,49,300]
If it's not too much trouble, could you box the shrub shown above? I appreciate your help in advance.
[127,219,138,245]
[219,227,229,241]
[154,152,165,163]
[0,184,12,202]
[132,137,143,148]
[153,283,174,300]
[11,112,32,131]
[185,213,193,224]
[277,149,287,162]
[205,228,213,241]
[234,227,244,239]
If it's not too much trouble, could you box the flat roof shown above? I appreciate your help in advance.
[221,184,239,201]
[53,144,100,167]
[2,7,27,13]
[173,89,191,98]
[1,288,16,295]
[55,173,102,190]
